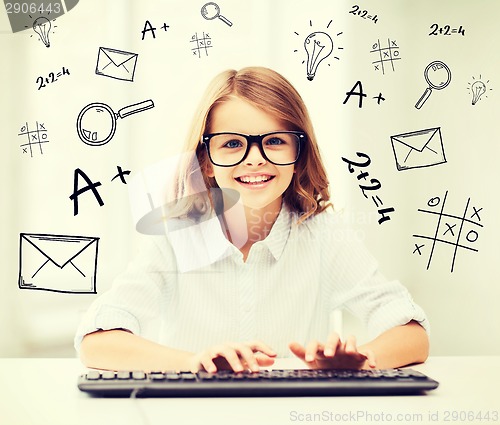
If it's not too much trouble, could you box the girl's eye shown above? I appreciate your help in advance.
[265,137,285,146]
[224,139,243,148]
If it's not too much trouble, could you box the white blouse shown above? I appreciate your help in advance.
[75,205,429,358]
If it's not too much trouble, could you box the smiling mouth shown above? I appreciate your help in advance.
[235,175,275,184]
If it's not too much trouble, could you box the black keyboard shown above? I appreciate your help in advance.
[77,368,439,397]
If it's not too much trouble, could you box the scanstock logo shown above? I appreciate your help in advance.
[3,1,79,34]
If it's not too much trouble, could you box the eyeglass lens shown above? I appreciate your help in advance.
[208,133,300,166]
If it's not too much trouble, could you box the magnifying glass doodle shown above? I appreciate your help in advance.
[201,2,233,27]
[415,60,451,109]
[76,100,154,146]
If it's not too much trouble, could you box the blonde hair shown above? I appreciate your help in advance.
[175,66,332,222]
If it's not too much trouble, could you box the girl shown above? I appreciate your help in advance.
[76,67,429,373]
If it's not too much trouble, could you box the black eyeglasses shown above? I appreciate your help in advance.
[201,131,306,167]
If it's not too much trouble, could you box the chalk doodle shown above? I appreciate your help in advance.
[415,60,452,109]
[32,16,52,47]
[76,100,154,146]
[21,13,58,46]
[95,47,138,82]
[36,66,70,90]
[18,121,49,157]
[201,2,233,27]
[468,75,492,105]
[293,20,343,81]
[18,233,99,294]
[341,152,395,225]
[348,4,378,24]
[141,20,170,40]
[343,80,386,108]
[191,32,213,57]
[390,127,446,171]
[412,192,483,272]
[69,166,131,216]
[429,24,465,36]
[370,39,400,74]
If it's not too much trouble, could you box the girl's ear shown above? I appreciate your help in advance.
[206,163,215,178]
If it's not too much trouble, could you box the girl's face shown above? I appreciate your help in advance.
[206,96,295,210]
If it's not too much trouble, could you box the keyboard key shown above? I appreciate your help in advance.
[245,373,260,380]
[131,371,146,380]
[86,370,101,380]
[150,373,166,381]
[232,373,246,380]
[101,371,116,380]
[180,373,196,380]
[198,371,216,380]
[165,373,181,380]
[116,371,131,380]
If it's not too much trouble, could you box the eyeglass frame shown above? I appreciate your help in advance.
[201,131,306,167]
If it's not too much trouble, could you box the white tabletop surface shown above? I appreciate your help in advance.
[0,357,498,425]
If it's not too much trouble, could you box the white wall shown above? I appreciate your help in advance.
[0,0,498,357]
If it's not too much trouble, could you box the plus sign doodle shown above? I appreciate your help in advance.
[412,191,483,272]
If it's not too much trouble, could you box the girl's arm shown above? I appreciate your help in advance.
[80,330,276,372]
[358,320,429,369]
[289,320,429,370]
[80,330,194,372]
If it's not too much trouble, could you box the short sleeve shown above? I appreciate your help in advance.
[339,267,430,338]
[73,235,176,353]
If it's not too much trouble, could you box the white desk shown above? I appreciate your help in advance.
[0,357,498,425]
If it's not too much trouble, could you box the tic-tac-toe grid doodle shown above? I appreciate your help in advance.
[370,38,400,74]
[190,32,213,58]
[412,191,483,272]
[18,121,49,157]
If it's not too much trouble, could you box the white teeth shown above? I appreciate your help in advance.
[239,175,271,183]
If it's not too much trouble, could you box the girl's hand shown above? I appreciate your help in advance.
[289,333,376,370]
[188,341,276,373]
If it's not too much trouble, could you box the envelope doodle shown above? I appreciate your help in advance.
[95,47,138,82]
[390,127,446,171]
[19,233,99,294]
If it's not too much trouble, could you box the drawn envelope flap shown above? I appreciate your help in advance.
[101,47,137,68]
[392,128,440,152]
[21,234,98,269]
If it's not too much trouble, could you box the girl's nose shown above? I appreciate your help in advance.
[244,144,266,166]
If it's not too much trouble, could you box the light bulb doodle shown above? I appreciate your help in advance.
[24,14,58,46]
[304,32,333,81]
[467,75,492,105]
[32,16,51,48]
[294,20,343,81]
[470,81,486,105]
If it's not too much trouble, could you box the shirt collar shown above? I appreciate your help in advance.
[165,213,233,272]
[254,202,293,261]
[166,203,294,271]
